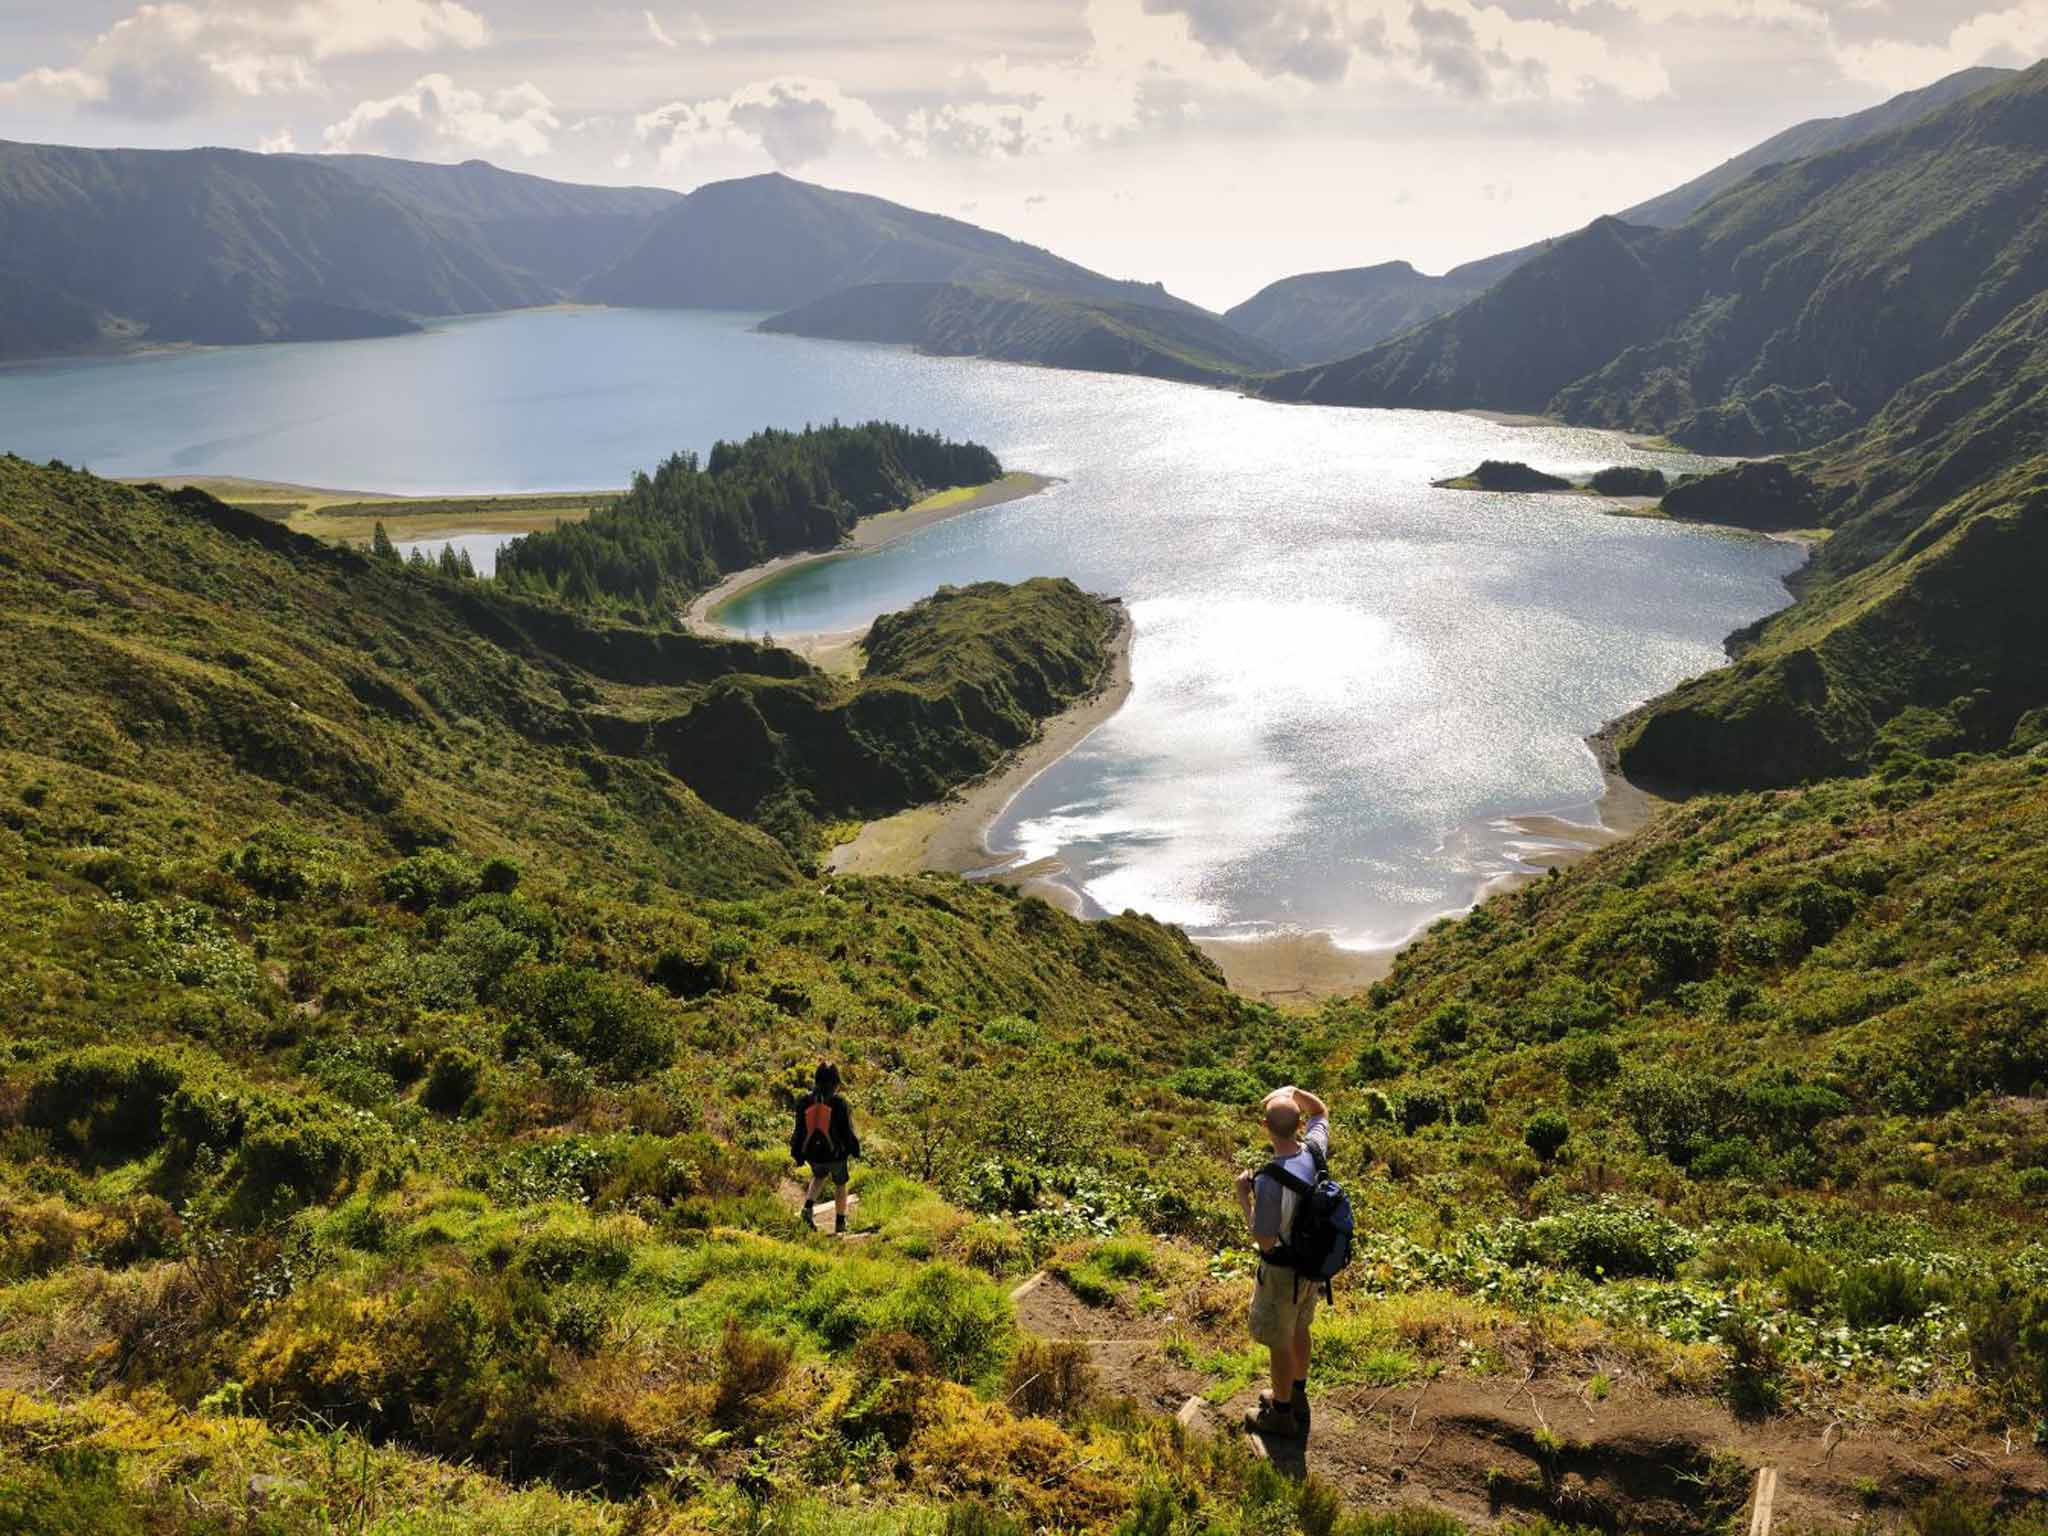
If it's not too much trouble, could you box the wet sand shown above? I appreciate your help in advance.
[829,606,1134,882]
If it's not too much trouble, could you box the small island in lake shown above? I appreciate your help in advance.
[1433,460,1574,492]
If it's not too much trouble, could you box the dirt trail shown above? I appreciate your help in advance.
[777,1179,870,1241]
[1012,1276,2048,1531]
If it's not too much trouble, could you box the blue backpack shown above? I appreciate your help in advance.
[1264,1143,1355,1289]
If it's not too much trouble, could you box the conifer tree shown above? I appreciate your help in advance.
[371,521,399,563]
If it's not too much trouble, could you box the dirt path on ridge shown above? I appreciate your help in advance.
[1010,1275,2048,1532]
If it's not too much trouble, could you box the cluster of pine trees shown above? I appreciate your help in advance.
[367,521,482,580]
[496,421,1000,618]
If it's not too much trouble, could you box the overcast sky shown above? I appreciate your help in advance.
[3,2,2044,308]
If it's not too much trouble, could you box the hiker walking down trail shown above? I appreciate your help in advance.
[792,1062,860,1235]
[1236,1083,1349,1440]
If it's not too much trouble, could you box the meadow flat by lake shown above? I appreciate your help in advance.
[0,307,1803,948]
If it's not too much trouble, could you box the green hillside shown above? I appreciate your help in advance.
[499,421,1001,618]
[0,142,680,361]
[1226,69,2008,368]
[587,172,1211,320]
[0,142,557,356]
[1259,65,2048,454]
[4,454,2047,1531]
[762,280,1288,385]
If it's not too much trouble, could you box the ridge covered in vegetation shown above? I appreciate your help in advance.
[1258,65,2048,456]
[4,438,2048,1530]
[761,280,1288,386]
[498,421,999,619]
[1225,68,2010,368]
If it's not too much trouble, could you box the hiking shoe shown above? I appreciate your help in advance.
[834,1212,847,1235]
[799,1201,814,1229]
[1261,1387,1309,1430]
[1244,1399,1301,1438]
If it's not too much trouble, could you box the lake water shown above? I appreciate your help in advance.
[0,307,1802,947]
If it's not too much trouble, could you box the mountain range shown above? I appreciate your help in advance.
[1225,66,2012,367]
[6,68,2010,391]
[1260,64,2048,453]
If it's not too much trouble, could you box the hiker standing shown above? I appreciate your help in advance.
[1236,1084,1332,1439]
[791,1062,860,1234]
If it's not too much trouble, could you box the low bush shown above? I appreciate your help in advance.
[378,848,480,912]
[22,1048,184,1164]
[1523,1110,1570,1161]
[500,966,675,1079]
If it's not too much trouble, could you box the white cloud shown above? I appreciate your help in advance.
[323,73,560,158]
[1835,3,2048,91]
[219,0,489,59]
[645,10,677,48]
[0,66,109,109]
[258,126,299,152]
[635,76,900,169]
[1,0,490,122]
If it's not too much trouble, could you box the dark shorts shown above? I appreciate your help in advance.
[808,1159,849,1188]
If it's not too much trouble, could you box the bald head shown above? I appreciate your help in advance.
[1264,1099,1301,1140]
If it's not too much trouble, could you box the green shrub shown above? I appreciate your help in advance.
[500,965,675,1079]
[230,827,353,903]
[1509,1199,1696,1280]
[1840,1260,1940,1328]
[421,1047,482,1115]
[1718,1310,1786,1419]
[0,1445,144,1536]
[1561,1034,1619,1088]
[22,1048,184,1164]
[1627,911,1722,993]
[1349,1042,1404,1083]
[231,1098,375,1214]
[1524,1110,1570,1161]
[478,856,522,894]
[1618,1066,1724,1165]
[1776,1254,1835,1313]
[378,848,479,912]
[1399,1088,1447,1133]
[1168,1064,1260,1104]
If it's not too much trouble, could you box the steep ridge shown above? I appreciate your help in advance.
[1621,457,2048,787]
[760,279,1288,384]
[1260,64,2048,454]
[306,154,679,291]
[587,171,1205,317]
[1228,67,2013,367]
[1618,275,2048,788]
[0,141,558,357]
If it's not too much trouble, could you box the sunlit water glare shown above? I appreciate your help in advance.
[0,307,1802,946]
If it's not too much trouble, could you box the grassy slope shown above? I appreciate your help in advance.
[3,459,2048,1529]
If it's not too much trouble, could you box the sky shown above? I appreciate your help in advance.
[2,2,2045,310]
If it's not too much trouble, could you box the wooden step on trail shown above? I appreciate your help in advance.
[1009,1270,1048,1302]
[1748,1467,1779,1536]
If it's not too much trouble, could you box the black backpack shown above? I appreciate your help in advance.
[1263,1144,1355,1285]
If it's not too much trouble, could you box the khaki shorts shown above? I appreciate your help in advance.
[1248,1262,1318,1349]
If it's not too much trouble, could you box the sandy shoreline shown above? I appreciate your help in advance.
[688,473,1056,659]
[829,604,1135,885]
